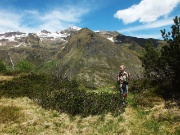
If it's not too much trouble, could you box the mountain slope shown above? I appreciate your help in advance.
[56,28,142,87]
[1,27,160,87]
[115,34,167,52]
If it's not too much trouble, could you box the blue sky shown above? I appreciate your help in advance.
[0,0,179,39]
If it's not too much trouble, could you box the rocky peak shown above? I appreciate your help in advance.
[1,31,25,37]
[25,33,40,45]
[60,26,81,36]
[0,31,27,42]
[40,30,51,34]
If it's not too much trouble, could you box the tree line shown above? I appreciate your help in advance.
[141,16,180,97]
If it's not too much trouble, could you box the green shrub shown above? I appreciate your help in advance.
[129,78,164,107]
[0,73,122,116]
[40,88,121,116]
[15,60,34,73]
[140,16,180,98]
[0,73,50,98]
[3,70,22,76]
[0,60,7,74]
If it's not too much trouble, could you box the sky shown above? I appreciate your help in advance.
[0,0,180,39]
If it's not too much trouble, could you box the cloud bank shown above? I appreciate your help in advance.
[0,10,22,32]
[119,18,174,33]
[114,0,180,24]
[0,3,90,32]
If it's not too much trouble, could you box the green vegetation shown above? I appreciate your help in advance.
[56,28,142,87]
[0,68,179,134]
[160,16,180,94]
[0,73,123,116]
[0,93,179,135]
[15,60,34,73]
[0,71,179,134]
[0,17,179,135]
[141,40,160,77]
[0,60,7,74]
[140,16,180,98]
[0,105,24,124]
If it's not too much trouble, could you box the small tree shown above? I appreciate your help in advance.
[160,16,180,92]
[16,60,33,73]
[140,40,160,78]
[135,16,179,97]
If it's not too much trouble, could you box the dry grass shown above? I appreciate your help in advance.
[0,96,179,135]
[0,75,13,81]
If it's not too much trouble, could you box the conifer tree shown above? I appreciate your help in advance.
[160,16,180,92]
[141,40,159,78]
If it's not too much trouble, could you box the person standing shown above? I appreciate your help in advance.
[117,65,130,104]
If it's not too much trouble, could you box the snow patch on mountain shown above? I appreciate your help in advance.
[0,26,117,47]
[14,42,27,47]
[107,37,114,42]
[94,30,116,42]
[36,30,68,41]
[0,31,27,41]
[0,26,82,42]
[69,26,81,30]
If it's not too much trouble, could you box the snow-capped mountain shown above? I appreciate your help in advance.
[36,30,67,41]
[95,31,120,42]
[0,26,82,42]
[0,26,119,47]
[0,31,27,41]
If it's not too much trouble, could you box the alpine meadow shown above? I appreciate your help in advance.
[0,15,180,135]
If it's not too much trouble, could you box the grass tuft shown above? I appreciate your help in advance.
[0,105,24,124]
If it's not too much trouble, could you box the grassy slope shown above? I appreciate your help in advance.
[0,96,179,135]
[0,77,179,135]
[56,28,142,87]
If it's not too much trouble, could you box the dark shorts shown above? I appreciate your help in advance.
[119,84,128,94]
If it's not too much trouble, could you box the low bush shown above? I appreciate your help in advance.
[3,70,22,76]
[0,73,50,98]
[0,60,7,74]
[40,89,121,116]
[129,78,164,107]
[0,73,122,116]
[133,89,163,107]
[130,78,180,101]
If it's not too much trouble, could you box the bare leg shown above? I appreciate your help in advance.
[123,94,127,104]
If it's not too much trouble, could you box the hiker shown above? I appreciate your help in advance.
[117,65,130,104]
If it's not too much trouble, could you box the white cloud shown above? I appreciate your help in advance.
[131,33,162,39]
[114,0,180,24]
[24,10,39,15]
[0,10,22,32]
[0,4,89,33]
[118,17,177,39]
[41,7,88,23]
[39,19,72,32]
[39,7,89,31]
[119,18,174,33]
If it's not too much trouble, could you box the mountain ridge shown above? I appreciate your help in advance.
[0,26,162,48]
[55,28,142,86]
[0,26,165,87]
